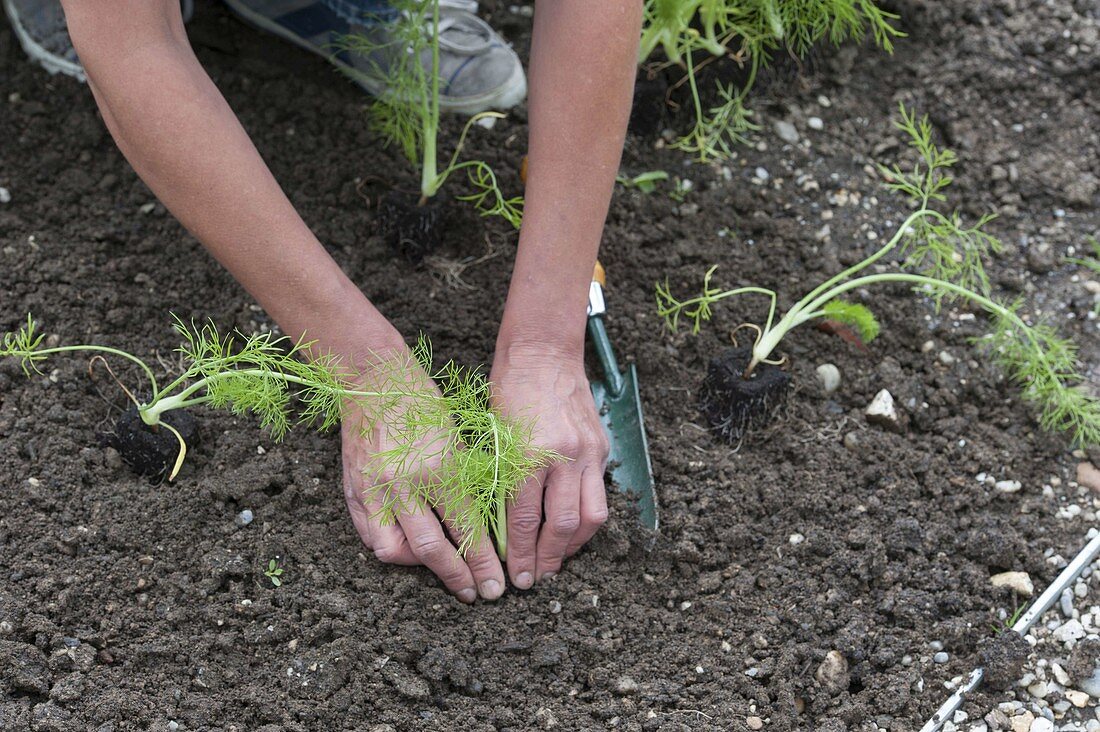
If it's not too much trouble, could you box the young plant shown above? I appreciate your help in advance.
[656,105,1100,447]
[367,339,560,559]
[263,559,285,587]
[0,316,557,559]
[337,0,522,226]
[0,315,428,479]
[640,0,903,161]
[617,170,671,194]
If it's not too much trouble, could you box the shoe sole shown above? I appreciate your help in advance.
[221,0,525,115]
[3,0,86,81]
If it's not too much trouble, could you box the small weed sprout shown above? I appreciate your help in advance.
[991,604,1025,634]
[1,319,558,553]
[264,559,285,587]
[640,0,903,160]
[656,105,1100,447]
[336,0,522,226]
[616,170,671,194]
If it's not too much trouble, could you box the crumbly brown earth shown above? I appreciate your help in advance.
[1,0,1098,730]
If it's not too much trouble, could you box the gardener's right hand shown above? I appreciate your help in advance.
[339,355,507,603]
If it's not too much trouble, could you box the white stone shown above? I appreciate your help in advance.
[1026,680,1048,698]
[995,480,1023,494]
[773,120,799,144]
[816,364,841,394]
[807,116,824,130]
[0,187,10,204]
[991,571,1035,597]
[1010,711,1034,732]
[1053,619,1086,643]
[1052,663,1071,686]
[1028,719,1053,732]
[1086,668,1100,697]
[1066,689,1090,707]
[865,389,901,431]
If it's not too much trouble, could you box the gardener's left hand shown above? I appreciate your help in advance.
[490,344,609,589]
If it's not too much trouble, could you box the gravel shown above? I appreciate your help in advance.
[970,548,1100,730]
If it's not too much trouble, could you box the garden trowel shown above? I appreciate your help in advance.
[587,262,658,530]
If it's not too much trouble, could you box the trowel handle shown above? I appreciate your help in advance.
[587,262,626,398]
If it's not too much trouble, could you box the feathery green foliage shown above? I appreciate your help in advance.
[641,0,902,161]
[0,317,556,552]
[655,105,1100,446]
[335,0,522,226]
[366,337,559,558]
[821,299,880,344]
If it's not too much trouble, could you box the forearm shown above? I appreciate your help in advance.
[497,0,641,359]
[63,1,402,361]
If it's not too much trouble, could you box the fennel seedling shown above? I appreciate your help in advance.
[367,338,559,559]
[1,315,429,479]
[640,0,903,161]
[1,317,557,557]
[337,0,522,226]
[656,105,1100,447]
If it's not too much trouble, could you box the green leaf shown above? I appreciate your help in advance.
[822,299,880,344]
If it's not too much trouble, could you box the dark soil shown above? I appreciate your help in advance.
[105,406,200,479]
[700,347,792,443]
[976,631,1031,691]
[377,190,448,263]
[2,1,1099,730]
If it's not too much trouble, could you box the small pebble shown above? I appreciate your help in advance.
[0,187,10,204]
[991,571,1034,597]
[1029,719,1053,732]
[746,716,764,730]
[235,509,254,527]
[815,363,841,394]
[995,480,1023,494]
[1061,589,1075,618]
[773,120,799,144]
[754,166,770,181]
[934,652,949,664]
[807,116,824,130]
[1066,689,1090,707]
[549,600,561,614]
[614,676,638,696]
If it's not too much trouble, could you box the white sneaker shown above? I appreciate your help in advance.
[3,0,195,81]
[221,0,527,114]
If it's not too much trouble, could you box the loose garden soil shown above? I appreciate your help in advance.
[1,1,1099,730]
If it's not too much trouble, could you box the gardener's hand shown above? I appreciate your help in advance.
[490,344,610,589]
[340,357,507,603]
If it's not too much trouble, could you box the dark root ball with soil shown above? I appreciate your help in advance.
[977,631,1031,690]
[378,191,447,263]
[700,347,790,443]
[105,406,199,479]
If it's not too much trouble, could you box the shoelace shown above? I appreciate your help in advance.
[433,1,494,56]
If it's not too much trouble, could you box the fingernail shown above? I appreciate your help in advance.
[515,571,533,589]
[479,579,502,600]
[540,572,557,582]
[458,588,477,604]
